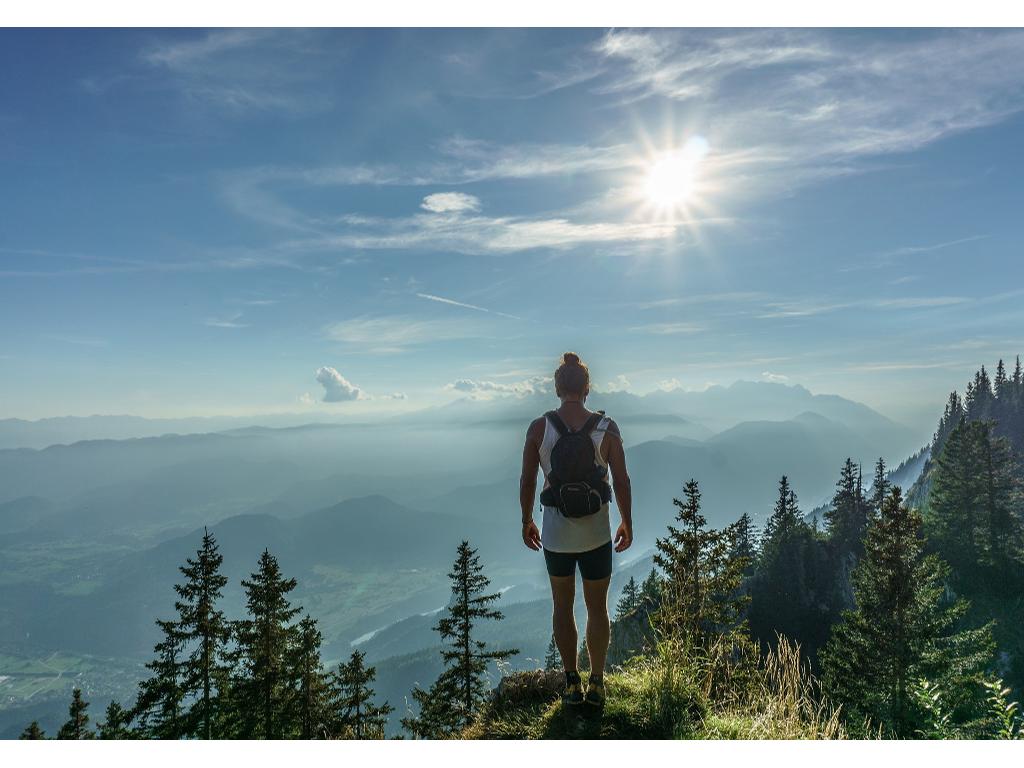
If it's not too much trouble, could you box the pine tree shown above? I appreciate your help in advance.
[402,541,517,738]
[19,721,45,740]
[995,359,1008,399]
[232,549,302,739]
[933,392,966,456]
[577,637,591,672]
[728,512,758,571]
[821,487,995,737]
[762,475,801,544]
[134,619,187,739]
[750,476,834,656]
[174,528,231,739]
[869,458,889,521]
[826,458,868,556]
[57,688,94,740]
[615,576,640,619]
[653,479,749,645]
[640,567,662,605]
[291,615,330,739]
[330,649,393,739]
[543,634,560,671]
[927,419,1023,591]
[97,700,132,739]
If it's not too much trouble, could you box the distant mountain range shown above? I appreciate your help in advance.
[0,379,932,738]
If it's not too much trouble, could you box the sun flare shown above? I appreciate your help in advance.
[642,137,709,211]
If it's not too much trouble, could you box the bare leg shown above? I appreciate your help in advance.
[548,575,577,671]
[582,576,611,676]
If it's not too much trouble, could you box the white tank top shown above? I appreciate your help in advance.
[538,412,613,554]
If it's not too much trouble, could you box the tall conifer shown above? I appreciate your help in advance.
[174,528,230,739]
[330,649,393,739]
[402,541,517,737]
[134,619,187,739]
[57,688,94,740]
[232,549,302,739]
[821,487,994,736]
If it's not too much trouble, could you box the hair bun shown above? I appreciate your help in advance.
[561,352,581,366]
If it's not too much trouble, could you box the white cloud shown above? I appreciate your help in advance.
[602,374,632,392]
[271,209,685,257]
[141,29,337,114]
[592,29,1024,190]
[629,322,704,335]
[420,192,481,214]
[315,366,365,402]
[204,311,249,328]
[445,376,551,399]
[761,371,790,383]
[657,378,683,392]
[324,314,486,353]
[382,392,408,400]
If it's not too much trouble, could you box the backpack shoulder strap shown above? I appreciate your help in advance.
[545,410,569,437]
[581,410,605,436]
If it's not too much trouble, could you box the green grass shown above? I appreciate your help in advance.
[466,637,850,740]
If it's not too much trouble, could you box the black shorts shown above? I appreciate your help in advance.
[543,541,613,581]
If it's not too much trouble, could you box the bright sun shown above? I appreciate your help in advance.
[642,137,709,211]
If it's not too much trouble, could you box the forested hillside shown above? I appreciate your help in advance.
[13,360,1024,740]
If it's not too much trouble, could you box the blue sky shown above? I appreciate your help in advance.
[1,28,1023,429]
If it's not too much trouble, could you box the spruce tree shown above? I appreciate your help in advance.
[174,528,230,739]
[543,634,559,671]
[728,512,758,572]
[615,576,641,619]
[995,359,1008,399]
[232,549,302,739]
[19,721,45,740]
[826,458,868,556]
[330,649,393,739]
[402,540,517,738]
[639,567,662,605]
[57,688,94,740]
[750,476,833,655]
[291,615,330,739]
[134,619,187,739]
[869,458,889,521]
[653,479,749,645]
[97,700,132,739]
[927,419,1023,591]
[821,487,995,737]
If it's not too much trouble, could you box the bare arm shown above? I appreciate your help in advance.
[603,420,633,551]
[519,418,544,550]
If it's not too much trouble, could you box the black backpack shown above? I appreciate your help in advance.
[539,410,612,518]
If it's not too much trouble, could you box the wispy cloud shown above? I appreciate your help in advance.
[415,292,521,320]
[41,333,109,347]
[141,29,340,114]
[591,29,1024,190]
[629,322,705,335]
[630,291,767,310]
[756,295,967,319]
[324,314,488,353]
[275,198,687,257]
[841,234,991,272]
[204,311,249,329]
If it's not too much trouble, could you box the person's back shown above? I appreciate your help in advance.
[520,352,633,708]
